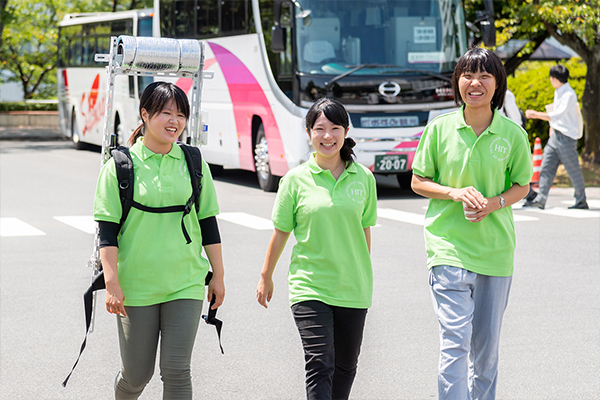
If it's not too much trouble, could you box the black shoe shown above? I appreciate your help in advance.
[525,188,538,202]
[568,202,589,209]
[523,200,545,209]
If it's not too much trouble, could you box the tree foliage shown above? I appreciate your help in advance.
[466,0,600,163]
[0,0,152,99]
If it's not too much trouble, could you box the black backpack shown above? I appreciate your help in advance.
[111,142,203,244]
[63,142,223,388]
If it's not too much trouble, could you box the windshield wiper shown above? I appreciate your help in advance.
[324,64,403,91]
[381,69,452,83]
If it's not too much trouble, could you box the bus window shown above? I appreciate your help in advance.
[138,16,153,36]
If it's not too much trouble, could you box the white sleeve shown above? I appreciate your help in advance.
[503,90,522,126]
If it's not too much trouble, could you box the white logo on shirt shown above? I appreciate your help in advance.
[179,159,188,176]
[346,181,366,203]
[489,137,511,161]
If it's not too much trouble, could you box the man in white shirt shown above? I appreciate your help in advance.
[524,65,588,209]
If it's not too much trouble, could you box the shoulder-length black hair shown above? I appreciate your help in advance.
[451,48,507,111]
[305,98,356,164]
[128,82,190,146]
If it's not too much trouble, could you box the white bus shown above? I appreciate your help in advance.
[153,0,471,191]
[57,9,154,149]
[59,1,484,192]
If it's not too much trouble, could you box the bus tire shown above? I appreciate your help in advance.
[254,123,279,192]
[115,115,125,146]
[397,172,413,191]
[71,110,86,150]
[208,163,224,176]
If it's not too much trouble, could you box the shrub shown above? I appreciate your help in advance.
[0,101,58,112]
[508,58,586,152]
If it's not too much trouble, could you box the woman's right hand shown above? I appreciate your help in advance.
[256,276,274,309]
[106,283,127,317]
[449,186,487,209]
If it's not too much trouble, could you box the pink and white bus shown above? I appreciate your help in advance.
[59,1,478,192]
[154,0,470,191]
[57,9,154,150]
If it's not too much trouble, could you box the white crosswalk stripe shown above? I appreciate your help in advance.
[54,216,97,234]
[378,208,425,226]
[217,212,273,230]
[523,207,600,219]
[561,199,600,209]
[0,218,45,237]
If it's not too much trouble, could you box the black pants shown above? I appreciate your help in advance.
[291,301,368,400]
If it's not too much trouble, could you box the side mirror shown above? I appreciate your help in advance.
[271,25,286,53]
[476,11,496,47]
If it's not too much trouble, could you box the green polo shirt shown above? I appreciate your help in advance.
[272,154,378,308]
[412,107,532,277]
[94,139,219,306]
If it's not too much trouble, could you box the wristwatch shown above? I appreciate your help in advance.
[498,195,505,208]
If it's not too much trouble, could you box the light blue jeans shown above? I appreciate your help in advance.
[114,299,203,400]
[429,266,512,400]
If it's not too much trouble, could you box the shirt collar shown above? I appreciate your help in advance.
[133,137,183,161]
[555,81,571,96]
[307,152,357,175]
[457,105,503,135]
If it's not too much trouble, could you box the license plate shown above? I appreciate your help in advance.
[374,154,408,172]
[360,116,419,128]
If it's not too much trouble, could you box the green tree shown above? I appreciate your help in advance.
[467,0,600,164]
[0,0,152,99]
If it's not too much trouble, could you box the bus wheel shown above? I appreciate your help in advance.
[254,124,279,192]
[208,163,224,176]
[397,173,413,191]
[71,111,85,150]
[115,116,125,146]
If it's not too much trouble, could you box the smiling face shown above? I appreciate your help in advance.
[458,69,497,111]
[142,99,187,154]
[308,112,348,162]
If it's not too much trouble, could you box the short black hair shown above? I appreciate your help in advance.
[451,48,507,111]
[549,64,569,83]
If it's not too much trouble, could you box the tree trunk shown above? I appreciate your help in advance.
[581,49,600,164]
[503,31,549,76]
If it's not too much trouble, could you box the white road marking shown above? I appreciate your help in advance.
[525,207,600,219]
[217,212,273,230]
[0,218,45,237]
[54,216,97,234]
[561,199,600,209]
[378,208,425,226]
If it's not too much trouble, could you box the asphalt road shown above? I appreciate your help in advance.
[1,136,599,399]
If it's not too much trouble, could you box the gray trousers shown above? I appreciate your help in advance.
[534,130,586,206]
[430,266,512,400]
[114,299,203,400]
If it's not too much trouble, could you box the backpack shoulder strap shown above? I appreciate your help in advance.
[178,143,203,214]
[110,146,134,226]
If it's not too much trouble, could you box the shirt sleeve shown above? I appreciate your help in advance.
[271,175,296,233]
[362,171,378,228]
[412,122,438,180]
[196,158,220,220]
[508,131,534,187]
[93,159,122,224]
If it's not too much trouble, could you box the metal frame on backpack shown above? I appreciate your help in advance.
[87,35,213,332]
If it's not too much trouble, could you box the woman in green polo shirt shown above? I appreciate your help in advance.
[256,98,377,400]
[94,82,225,400]
[412,48,532,400]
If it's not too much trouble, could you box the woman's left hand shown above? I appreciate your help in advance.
[463,196,501,223]
[207,276,225,310]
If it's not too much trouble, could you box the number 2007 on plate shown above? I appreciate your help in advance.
[374,154,408,172]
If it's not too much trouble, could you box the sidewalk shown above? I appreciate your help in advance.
[0,126,64,141]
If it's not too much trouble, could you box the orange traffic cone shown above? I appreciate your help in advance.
[531,137,542,189]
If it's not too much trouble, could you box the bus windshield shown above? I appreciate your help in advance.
[294,0,466,76]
